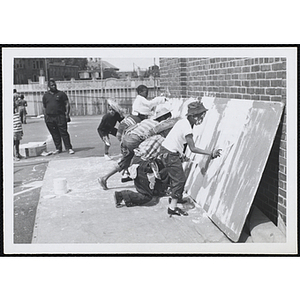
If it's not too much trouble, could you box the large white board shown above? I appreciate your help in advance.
[183,98,284,242]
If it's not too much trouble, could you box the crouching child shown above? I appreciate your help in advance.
[114,155,169,208]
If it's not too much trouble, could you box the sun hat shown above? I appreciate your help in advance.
[107,99,124,116]
[186,101,208,116]
[154,107,171,120]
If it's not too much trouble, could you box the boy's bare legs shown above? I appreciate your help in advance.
[98,165,122,190]
[104,144,113,160]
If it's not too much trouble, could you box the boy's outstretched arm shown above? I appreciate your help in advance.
[185,134,221,159]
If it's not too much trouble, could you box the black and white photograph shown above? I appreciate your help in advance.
[2,46,297,255]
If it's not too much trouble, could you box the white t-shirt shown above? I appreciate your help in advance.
[132,95,165,116]
[161,118,192,154]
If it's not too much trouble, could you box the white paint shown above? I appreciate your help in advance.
[22,181,44,188]
[14,180,44,196]
[191,100,254,224]
[43,195,56,199]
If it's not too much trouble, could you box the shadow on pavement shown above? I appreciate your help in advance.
[73,146,95,152]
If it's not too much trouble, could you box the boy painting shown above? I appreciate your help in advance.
[160,101,222,217]
[132,84,166,118]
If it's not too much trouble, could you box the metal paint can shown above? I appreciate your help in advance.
[53,178,68,195]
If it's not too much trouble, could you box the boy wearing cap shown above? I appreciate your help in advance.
[132,85,167,118]
[160,101,222,217]
[97,100,124,160]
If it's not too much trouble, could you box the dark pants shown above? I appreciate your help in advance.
[160,146,186,201]
[97,127,117,139]
[118,158,169,206]
[118,134,143,170]
[19,108,27,124]
[45,114,72,151]
[119,190,152,206]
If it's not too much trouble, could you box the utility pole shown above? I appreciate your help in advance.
[44,58,48,83]
[153,58,157,96]
[100,58,104,113]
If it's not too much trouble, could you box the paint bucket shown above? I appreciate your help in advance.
[53,178,68,195]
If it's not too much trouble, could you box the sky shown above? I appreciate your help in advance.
[101,57,159,72]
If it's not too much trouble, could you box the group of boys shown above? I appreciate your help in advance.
[97,85,222,217]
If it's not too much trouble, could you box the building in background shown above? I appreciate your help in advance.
[14,57,160,83]
[47,61,79,81]
[79,58,119,80]
[14,58,46,84]
[14,58,85,84]
[118,64,160,80]
[13,57,161,117]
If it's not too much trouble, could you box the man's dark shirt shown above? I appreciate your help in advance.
[43,90,68,115]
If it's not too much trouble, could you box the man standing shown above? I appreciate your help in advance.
[42,79,75,154]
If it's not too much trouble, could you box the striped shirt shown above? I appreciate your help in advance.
[117,115,142,139]
[134,135,165,161]
[13,113,23,133]
[126,119,158,140]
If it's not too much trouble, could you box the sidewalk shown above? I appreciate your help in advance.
[32,156,232,245]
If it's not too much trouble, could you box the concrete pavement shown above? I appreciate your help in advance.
[32,155,232,245]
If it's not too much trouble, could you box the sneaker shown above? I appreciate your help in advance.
[52,149,62,155]
[168,207,188,217]
[68,149,75,154]
[104,154,112,161]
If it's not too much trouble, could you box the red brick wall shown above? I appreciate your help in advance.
[159,57,287,228]
[160,58,188,97]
